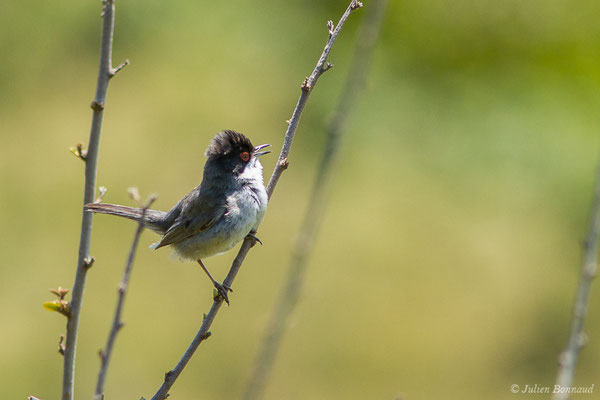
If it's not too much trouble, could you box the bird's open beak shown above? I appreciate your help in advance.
[254,144,271,157]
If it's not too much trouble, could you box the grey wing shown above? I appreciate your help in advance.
[154,188,226,249]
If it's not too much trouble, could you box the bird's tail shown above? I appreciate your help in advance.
[84,203,168,234]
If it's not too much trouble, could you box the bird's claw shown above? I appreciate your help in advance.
[213,281,233,305]
[246,232,263,246]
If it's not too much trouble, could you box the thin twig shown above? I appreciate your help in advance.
[265,0,363,199]
[148,2,362,399]
[553,160,600,399]
[243,1,388,398]
[62,1,127,399]
[94,194,157,400]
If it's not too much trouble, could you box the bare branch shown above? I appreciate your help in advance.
[553,160,600,399]
[265,1,361,199]
[62,0,126,399]
[94,194,157,400]
[148,2,361,399]
[244,1,389,398]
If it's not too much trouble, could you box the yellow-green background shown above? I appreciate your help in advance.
[2,0,600,399]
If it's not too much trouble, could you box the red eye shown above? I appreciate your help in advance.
[240,152,250,162]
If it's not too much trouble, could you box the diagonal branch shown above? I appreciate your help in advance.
[553,160,600,399]
[62,1,127,399]
[94,194,156,400]
[148,2,362,399]
[265,0,363,198]
[243,1,389,398]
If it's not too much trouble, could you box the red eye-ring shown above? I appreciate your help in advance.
[240,152,250,162]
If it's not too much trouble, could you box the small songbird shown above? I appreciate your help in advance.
[85,130,270,303]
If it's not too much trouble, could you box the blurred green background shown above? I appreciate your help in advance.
[2,0,600,399]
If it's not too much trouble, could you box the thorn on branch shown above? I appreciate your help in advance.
[95,186,108,203]
[285,119,291,125]
[327,20,335,37]
[351,0,363,10]
[301,77,311,92]
[91,101,105,111]
[28,396,44,400]
[201,331,212,341]
[84,257,95,269]
[109,59,129,78]
[322,62,334,73]
[69,143,88,161]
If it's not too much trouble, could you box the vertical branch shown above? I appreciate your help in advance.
[148,2,362,400]
[62,1,128,400]
[94,195,156,400]
[243,1,388,398]
[553,160,600,399]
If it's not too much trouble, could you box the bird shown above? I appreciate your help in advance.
[85,130,270,304]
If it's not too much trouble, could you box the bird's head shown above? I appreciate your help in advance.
[205,130,270,176]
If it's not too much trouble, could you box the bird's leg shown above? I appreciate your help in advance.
[197,259,232,305]
[246,230,262,246]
